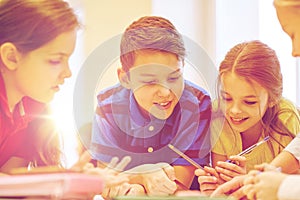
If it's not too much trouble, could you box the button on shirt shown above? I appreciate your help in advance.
[90,80,212,169]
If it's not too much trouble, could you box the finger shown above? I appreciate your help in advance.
[215,166,244,179]
[146,183,169,196]
[227,155,246,167]
[162,165,176,181]
[254,162,278,172]
[210,184,229,197]
[160,179,177,194]
[219,173,233,182]
[202,190,216,196]
[105,174,129,187]
[216,162,246,175]
[248,170,260,176]
[101,186,110,198]
[199,182,219,192]
[195,168,207,176]
[107,185,121,198]
[126,184,146,196]
[106,157,119,169]
[231,186,247,200]
[244,185,256,200]
[82,163,94,171]
[203,166,218,177]
[211,175,245,197]
[114,156,131,172]
[70,151,92,171]
[243,174,256,185]
[150,178,177,195]
[244,179,260,200]
[115,183,131,197]
[254,163,268,171]
[198,175,218,184]
[262,164,277,172]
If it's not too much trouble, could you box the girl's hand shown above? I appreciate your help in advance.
[215,155,246,181]
[83,156,131,187]
[211,174,248,200]
[254,162,279,172]
[243,171,286,200]
[195,166,225,195]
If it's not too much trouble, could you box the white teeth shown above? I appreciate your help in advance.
[232,118,243,122]
[159,102,168,106]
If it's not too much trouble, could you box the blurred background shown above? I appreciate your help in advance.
[51,0,299,167]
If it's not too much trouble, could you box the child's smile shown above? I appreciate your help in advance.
[128,51,184,120]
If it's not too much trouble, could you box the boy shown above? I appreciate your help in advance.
[90,16,212,195]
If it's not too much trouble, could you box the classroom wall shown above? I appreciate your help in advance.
[82,0,152,56]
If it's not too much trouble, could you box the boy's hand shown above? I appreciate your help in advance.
[195,166,223,195]
[141,164,177,195]
[215,155,246,181]
[125,162,177,195]
[102,183,146,198]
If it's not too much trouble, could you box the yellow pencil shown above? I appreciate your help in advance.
[168,144,204,169]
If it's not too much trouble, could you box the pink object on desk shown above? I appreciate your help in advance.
[0,173,104,199]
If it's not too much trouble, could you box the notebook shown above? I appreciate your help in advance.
[0,173,104,199]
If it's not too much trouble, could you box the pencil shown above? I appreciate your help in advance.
[168,144,204,169]
[226,136,270,163]
[238,136,270,156]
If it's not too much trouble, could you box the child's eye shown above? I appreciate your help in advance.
[244,101,257,105]
[168,76,181,82]
[142,80,157,85]
[49,59,62,65]
[221,96,232,101]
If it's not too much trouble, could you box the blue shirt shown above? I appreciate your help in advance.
[90,80,211,169]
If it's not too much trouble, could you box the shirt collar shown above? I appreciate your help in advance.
[129,91,166,131]
[0,73,46,122]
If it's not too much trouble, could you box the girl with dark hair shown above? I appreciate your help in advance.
[0,0,80,172]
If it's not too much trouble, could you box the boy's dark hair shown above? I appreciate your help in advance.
[120,16,186,72]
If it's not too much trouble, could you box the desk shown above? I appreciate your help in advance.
[113,196,235,200]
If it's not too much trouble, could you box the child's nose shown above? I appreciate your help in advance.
[62,63,72,79]
[157,85,171,97]
[229,102,242,114]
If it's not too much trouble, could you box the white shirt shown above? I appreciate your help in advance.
[285,133,300,162]
[278,175,300,200]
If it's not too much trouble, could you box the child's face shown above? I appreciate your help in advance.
[14,30,76,103]
[128,52,184,120]
[220,72,269,133]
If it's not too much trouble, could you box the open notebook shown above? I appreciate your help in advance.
[0,173,104,199]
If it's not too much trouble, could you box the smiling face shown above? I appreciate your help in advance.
[128,51,184,120]
[220,72,270,133]
[13,30,77,103]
